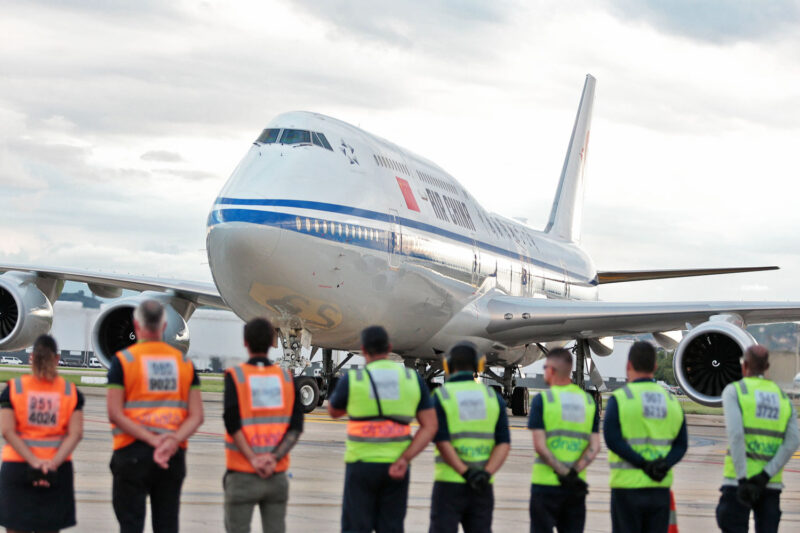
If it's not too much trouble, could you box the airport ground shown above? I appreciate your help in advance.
[49,387,799,532]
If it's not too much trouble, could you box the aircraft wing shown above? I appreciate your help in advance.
[474,294,800,346]
[596,266,778,284]
[0,263,226,308]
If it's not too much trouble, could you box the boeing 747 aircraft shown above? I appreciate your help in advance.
[2,75,799,414]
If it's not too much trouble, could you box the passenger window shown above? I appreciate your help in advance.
[280,129,311,145]
[256,128,280,144]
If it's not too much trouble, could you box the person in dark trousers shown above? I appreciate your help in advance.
[107,300,204,533]
[528,348,600,533]
[715,344,799,533]
[0,335,84,532]
[328,325,438,533]
[603,341,687,533]
[223,317,304,533]
[429,341,510,533]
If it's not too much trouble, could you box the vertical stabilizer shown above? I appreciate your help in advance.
[544,74,596,242]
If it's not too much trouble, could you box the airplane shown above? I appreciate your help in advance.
[2,74,800,415]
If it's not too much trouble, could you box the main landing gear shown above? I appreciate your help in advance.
[485,366,529,416]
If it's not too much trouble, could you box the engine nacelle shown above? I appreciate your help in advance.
[91,292,191,368]
[0,273,55,351]
[673,319,754,407]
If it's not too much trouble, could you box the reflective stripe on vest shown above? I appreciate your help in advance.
[434,379,500,483]
[345,360,421,463]
[608,381,684,489]
[224,362,295,473]
[532,384,596,486]
[1,375,78,463]
[111,342,195,451]
[723,377,791,483]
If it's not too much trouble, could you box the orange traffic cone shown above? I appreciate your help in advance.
[669,490,679,533]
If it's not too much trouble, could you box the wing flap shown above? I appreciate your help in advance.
[0,263,226,308]
[596,266,778,284]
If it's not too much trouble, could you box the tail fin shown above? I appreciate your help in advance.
[544,74,596,242]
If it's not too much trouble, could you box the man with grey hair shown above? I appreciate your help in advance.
[106,299,204,533]
[716,344,800,533]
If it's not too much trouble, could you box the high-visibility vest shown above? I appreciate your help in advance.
[1,374,78,462]
[723,377,792,483]
[608,381,684,489]
[345,359,420,463]
[111,341,196,450]
[225,363,295,473]
[532,383,596,486]
[434,379,499,483]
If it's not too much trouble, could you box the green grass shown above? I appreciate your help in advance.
[0,370,225,394]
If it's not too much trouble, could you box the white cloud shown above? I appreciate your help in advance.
[1,0,799,305]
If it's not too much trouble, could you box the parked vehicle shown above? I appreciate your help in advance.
[88,357,102,368]
[0,356,23,365]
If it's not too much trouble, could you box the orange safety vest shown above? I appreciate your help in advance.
[1,374,78,462]
[225,363,295,473]
[111,341,196,450]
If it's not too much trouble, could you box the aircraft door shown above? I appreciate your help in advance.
[388,209,402,269]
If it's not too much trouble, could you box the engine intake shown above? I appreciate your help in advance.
[92,293,191,368]
[673,320,754,407]
[0,273,54,351]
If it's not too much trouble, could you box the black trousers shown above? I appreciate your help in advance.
[529,486,586,533]
[110,442,187,533]
[716,486,782,533]
[610,488,670,533]
[342,462,410,533]
[429,481,494,533]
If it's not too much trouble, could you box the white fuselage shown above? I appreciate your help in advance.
[206,112,598,364]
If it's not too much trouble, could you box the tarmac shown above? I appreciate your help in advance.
[59,387,800,531]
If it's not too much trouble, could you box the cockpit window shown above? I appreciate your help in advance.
[280,129,311,145]
[312,132,333,151]
[256,128,280,144]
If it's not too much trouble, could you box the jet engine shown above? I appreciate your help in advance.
[673,319,754,407]
[0,272,56,352]
[92,292,192,368]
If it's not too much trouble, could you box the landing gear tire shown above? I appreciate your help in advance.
[297,377,320,413]
[511,386,529,416]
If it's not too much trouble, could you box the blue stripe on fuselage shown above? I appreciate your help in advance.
[210,198,597,285]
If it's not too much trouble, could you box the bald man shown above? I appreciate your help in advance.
[716,345,800,533]
[528,348,600,533]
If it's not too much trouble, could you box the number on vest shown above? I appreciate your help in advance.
[145,358,179,392]
[755,390,780,420]
[28,392,60,427]
[456,389,487,421]
[249,376,285,408]
[560,392,586,423]
[368,369,400,401]
[642,392,667,419]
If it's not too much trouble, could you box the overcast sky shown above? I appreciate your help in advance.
[2,0,799,303]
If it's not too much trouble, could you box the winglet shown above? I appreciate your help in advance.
[544,74,596,243]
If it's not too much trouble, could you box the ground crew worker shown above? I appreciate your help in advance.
[528,347,600,533]
[106,300,204,533]
[328,325,438,533]
[0,335,84,532]
[603,341,687,533]
[429,341,510,533]
[715,344,800,533]
[223,318,304,533]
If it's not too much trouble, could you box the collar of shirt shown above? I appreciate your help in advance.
[446,371,476,382]
[632,377,655,383]
[246,357,271,367]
